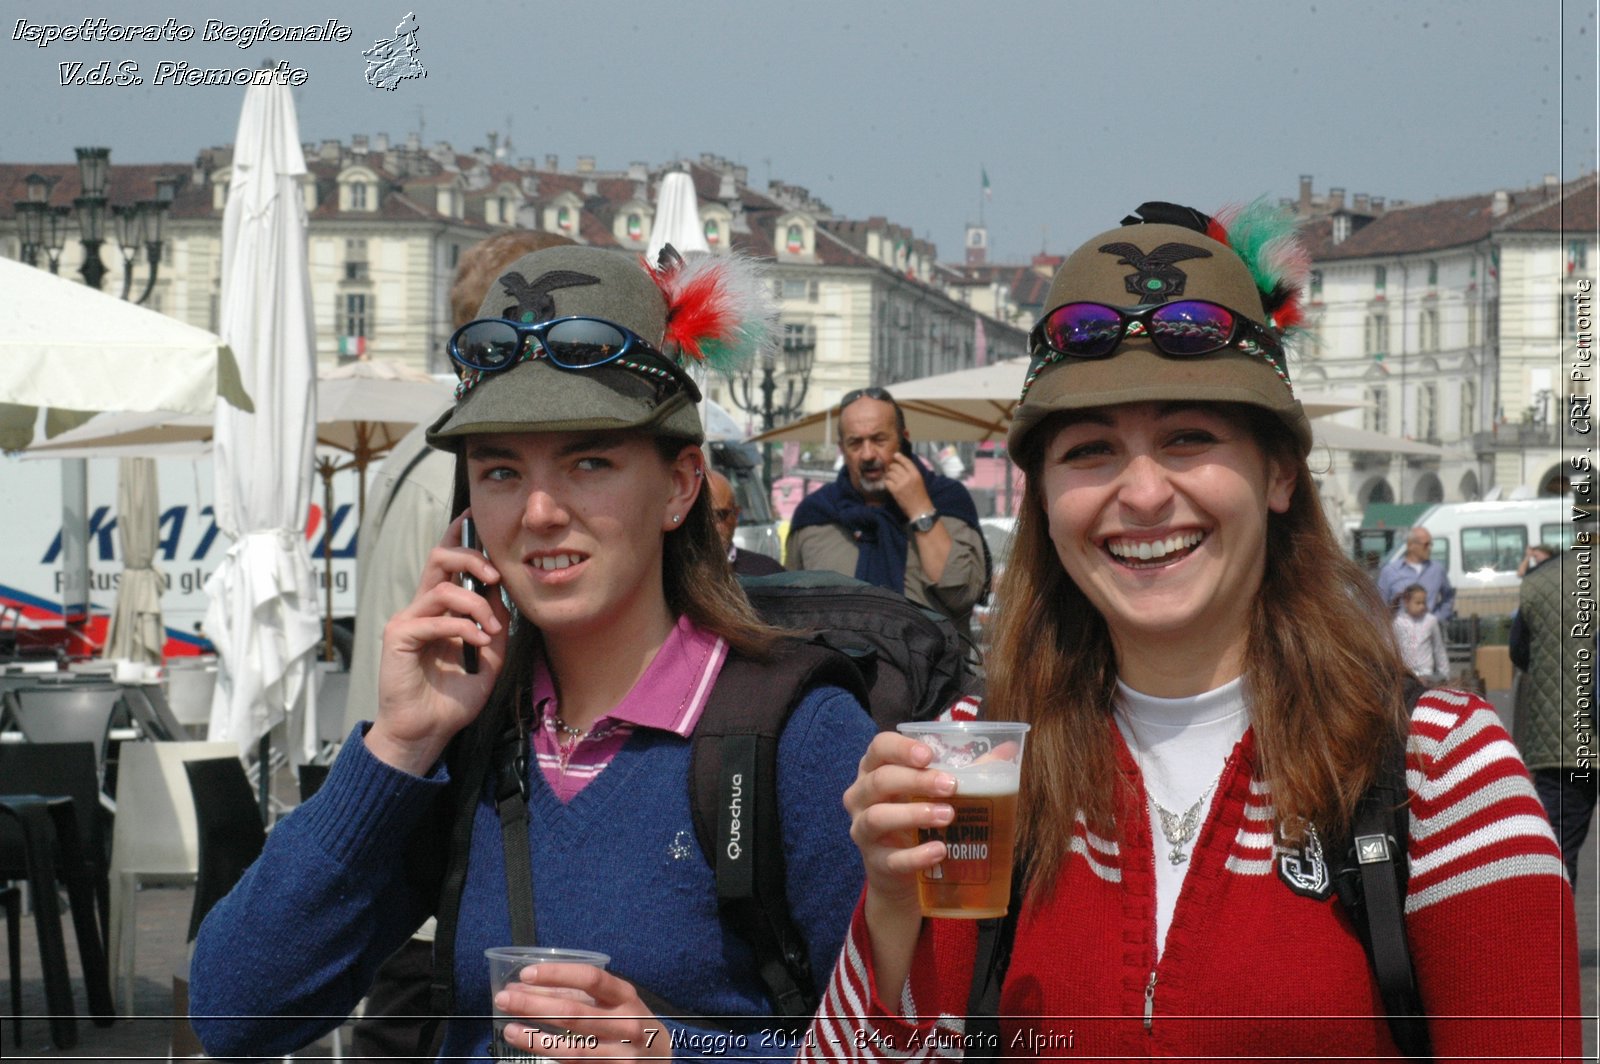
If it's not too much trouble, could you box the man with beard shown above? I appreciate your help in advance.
[786,388,987,636]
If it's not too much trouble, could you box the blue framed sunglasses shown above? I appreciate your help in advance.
[448,315,701,400]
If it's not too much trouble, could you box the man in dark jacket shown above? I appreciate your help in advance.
[1510,516,1597,887]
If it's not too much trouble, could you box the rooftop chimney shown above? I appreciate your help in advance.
[1491,189,1509,217]
[406,132,421,152]
[1353,193,1370,214]
[545,154,559,171]
[319,139,341,162]
[1299,174,1313,210]
[1544,173,1560,197]
[374,132,390,152]
[733,165,747,185]
[576,155,596,173]
[1328,187,1345,212]
[717,172,737,200]
[627,160,649,182]
[581,177,598,197]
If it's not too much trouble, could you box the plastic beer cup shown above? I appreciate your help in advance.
[895,720,1030,919]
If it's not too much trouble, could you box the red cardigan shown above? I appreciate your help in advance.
[805,689,1582,1061]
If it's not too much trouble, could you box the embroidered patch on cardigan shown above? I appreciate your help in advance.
[1277,825,1333,900]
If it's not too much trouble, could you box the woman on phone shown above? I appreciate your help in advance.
[191,245,875,1061]
[809,202,1580,1058]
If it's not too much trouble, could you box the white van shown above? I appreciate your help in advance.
[1382,497,1574,613]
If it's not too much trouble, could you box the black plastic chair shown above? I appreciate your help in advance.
[297,762,330,803]
[0,742,113,948]
[0,744,116,1043]
[3,881,20,1046]
[183,757,267,942]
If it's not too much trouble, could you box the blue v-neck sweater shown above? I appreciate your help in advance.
[190,684,872,1062]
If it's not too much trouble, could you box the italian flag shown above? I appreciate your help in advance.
[339,336,366,357]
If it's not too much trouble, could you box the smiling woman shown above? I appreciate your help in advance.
[810,200,1581,1061]
[189,245,877,1062]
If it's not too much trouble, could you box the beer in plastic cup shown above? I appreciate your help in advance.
[895,720,1030,919]
[484,946,610,1062]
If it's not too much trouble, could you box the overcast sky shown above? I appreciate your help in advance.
[1,0,1595,262]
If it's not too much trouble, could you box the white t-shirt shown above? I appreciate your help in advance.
[1113,677,1249,958]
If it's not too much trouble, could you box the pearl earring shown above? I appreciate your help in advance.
[672,514,681,524]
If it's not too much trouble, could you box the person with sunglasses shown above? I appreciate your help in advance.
[787,388,989,639]
[707,467,785,576]
[190,245,876,1061]
[805,203,1579,1058]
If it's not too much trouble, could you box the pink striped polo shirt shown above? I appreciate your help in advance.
[529,615,729,802]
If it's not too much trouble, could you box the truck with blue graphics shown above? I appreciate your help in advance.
[1,454,358,660]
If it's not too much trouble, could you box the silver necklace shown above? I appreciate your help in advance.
[551,710,587,743]
[1149,771,1223,866]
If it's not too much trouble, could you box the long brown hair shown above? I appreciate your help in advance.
[988,404,1409,894]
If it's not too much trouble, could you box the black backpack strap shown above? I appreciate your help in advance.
[495,702,537,946]
[414,701,504,1054]
[688,639,869,1023]
[962,853,1028,1064]
[1335,678,1432,1061]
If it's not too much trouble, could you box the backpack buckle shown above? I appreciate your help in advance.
[1354,833,1391,864]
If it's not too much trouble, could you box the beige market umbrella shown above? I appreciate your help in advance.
[101,457,165,665]
[749,356,1364,445]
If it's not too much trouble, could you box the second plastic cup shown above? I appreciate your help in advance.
[484,946,610,1063]
[895,720,1031,919]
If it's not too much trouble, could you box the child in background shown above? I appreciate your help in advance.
[1394,583,1449,684]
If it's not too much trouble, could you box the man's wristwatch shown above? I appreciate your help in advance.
[907,510,938,534]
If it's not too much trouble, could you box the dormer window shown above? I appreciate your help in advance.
[557,205,574,232]
[705,219,720,246]
[785,224,803,255]
[627,213,644,241]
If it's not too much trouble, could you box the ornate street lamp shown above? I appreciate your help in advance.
[730,326,816,487]
[74,146,112,291]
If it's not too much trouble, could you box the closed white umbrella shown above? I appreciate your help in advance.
[102,456,165,664]
[646,170,710,262]
[204,80,323,794]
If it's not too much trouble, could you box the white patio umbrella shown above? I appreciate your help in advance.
[646,170,710,262]
[102,456,165,664]
[0,256,250,450]
[204,81,323,796]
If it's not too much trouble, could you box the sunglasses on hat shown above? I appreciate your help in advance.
[449,315,702,401]
[839,386,896,411]
[1022,300,1287,400]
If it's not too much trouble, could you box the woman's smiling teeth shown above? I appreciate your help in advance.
[532,553,584,571]
[1105,531,1205,567]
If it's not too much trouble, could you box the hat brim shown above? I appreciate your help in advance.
[426,359,704,449]
[1006,344,1311,458]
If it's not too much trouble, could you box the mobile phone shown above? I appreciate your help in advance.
[458,517,484,674]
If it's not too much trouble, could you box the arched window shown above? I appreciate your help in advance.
[785,224,803,254]
[704,219,720,246]
[557,205,573,232]
[627,213,643,241]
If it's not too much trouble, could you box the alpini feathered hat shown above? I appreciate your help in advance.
[428,244,776,449]
[1008,200,1313,459]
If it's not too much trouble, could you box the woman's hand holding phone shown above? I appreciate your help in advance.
[367,511,510,776]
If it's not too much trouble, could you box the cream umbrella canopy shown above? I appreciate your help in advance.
[0,255,250,450]
[203,80,323,790]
